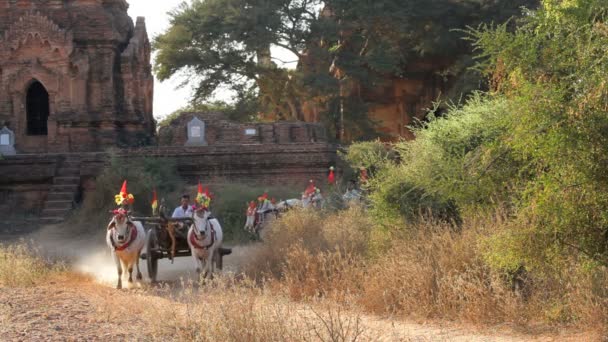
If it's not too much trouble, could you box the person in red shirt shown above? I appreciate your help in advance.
[244,201,256,232]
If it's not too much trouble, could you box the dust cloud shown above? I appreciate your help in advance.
[15,222,257,287]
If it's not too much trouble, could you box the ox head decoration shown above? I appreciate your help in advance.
[108,208,134,244]
[114,180,135,206]
[191,205,211,237]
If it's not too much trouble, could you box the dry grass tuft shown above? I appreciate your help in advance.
[0,242,65,287]
[243,207,370,279]
[360,222,524,323]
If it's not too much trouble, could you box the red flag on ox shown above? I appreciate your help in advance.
[198,181,204,196]
[120,180,128,198]
[328,166,335,185]
[151,188,158,213]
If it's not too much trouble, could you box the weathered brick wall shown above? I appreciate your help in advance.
[158,112,329,146]
[0,142,339,218]
[0,154,58,215]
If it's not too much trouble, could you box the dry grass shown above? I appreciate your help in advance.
[360,222,524,323]
[243,207,370,278]
[240,208,608,332]
[89,275,367,342]
[0,242,65,287]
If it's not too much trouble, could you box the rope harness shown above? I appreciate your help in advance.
[110,223,138,251]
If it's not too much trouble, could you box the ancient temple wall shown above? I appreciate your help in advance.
[0,0,155,153]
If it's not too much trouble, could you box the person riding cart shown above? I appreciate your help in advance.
[302,180,316,208]
[244,201,256,232]
[172,194,193,219]
[255,192,274,227]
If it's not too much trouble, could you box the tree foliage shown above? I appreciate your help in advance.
[347,0,608,272]
[154,0,324,120]
[153,0,538,139]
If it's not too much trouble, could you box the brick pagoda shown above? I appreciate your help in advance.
[0,0,155,153]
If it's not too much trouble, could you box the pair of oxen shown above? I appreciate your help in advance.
[105,207,222,289]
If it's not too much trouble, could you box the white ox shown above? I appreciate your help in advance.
[275,198,302,211]
[187,208,224,278]
[106,210,146,289]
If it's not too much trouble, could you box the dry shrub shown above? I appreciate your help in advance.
[281,244,364,301]
[244,207,608,329]
[242,207,370,302]
[533,263,608,329]
[0,242,64,287]
[243,207,371,278]
[360,216,528,323]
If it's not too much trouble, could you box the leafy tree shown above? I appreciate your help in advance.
[157,95,260,130]
[153,0,324,120]
[154,0,538,140]
[349,0,608,272]
[325,0,538,139]
[468,0,608,270]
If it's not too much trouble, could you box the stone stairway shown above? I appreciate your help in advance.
[39,155,81,224]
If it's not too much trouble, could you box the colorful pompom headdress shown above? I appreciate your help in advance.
[194,181,211,210]
[114,180,135,206]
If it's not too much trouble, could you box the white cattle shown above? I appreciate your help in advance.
[187,208,224,278]
[275,198,302,211]
[106,210,146,289]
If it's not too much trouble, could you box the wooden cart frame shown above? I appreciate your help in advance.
[134,216,231,282]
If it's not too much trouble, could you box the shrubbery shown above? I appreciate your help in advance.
[68,152,183,231]
[345,0,608,274]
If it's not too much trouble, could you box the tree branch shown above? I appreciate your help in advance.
[271,56,300,64]
[273,42,302,58]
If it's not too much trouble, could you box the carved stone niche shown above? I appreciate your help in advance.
[0,125,16,155]
[185,117,208,146]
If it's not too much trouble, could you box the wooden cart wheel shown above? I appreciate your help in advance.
[146,228,159,282]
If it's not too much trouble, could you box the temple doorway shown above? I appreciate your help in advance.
[26,80,49,135]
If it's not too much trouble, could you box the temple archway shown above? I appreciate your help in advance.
[26,80,49,136]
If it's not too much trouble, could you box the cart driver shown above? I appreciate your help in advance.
[172,194,193,218]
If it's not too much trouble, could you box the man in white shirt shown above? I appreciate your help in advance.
[172,194,193,218]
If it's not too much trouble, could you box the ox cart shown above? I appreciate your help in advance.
[133,216,232,282]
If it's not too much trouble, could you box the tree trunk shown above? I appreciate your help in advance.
[256,46,273,68]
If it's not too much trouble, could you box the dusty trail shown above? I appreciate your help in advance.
[0,224,599,341]
[0,276,595,342]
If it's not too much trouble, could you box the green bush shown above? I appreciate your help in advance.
[68,152,183,231]
[339,140,397,176]
[345,0,608,272]
[346,94,515,227]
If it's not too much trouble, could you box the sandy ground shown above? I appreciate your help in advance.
[0,224,601,341]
